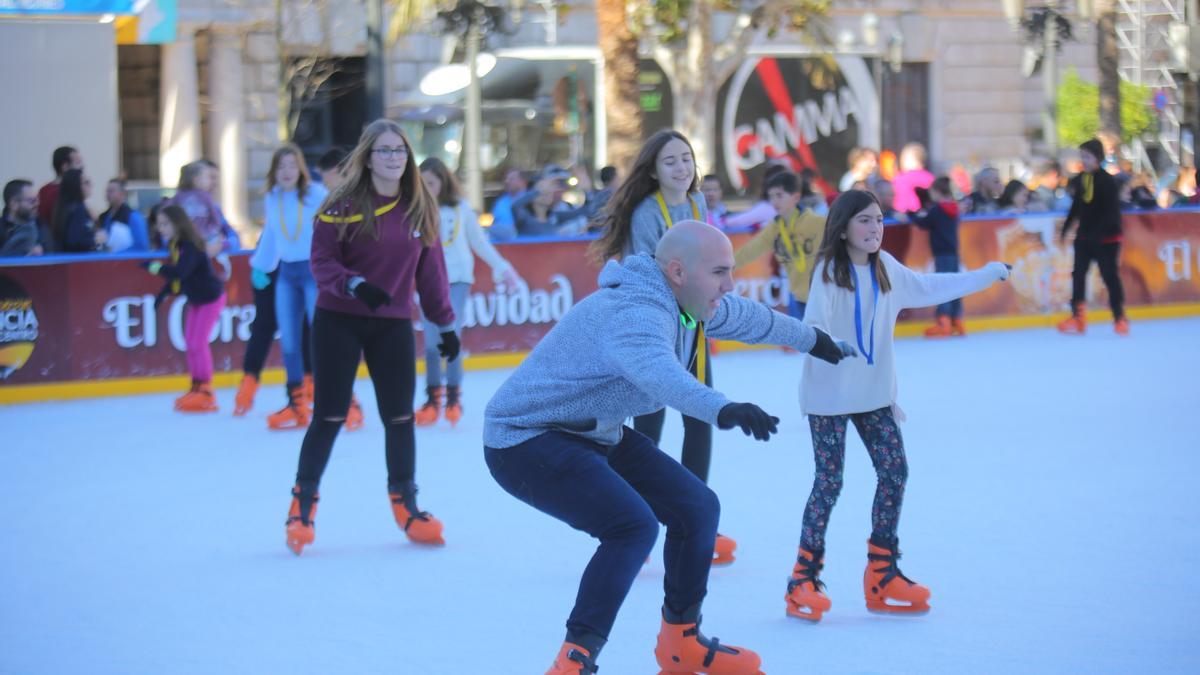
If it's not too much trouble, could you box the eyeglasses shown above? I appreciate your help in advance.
[372,147,408,158]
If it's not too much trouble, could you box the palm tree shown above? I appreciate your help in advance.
[596,0,644,173]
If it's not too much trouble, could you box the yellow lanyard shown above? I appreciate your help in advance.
[279,192,303,242]
[680,311,706,383]
[442,205,460,247]
[1081,173,1094,204]
[169,241,181,294]
[317,196,402,224]
[654,191,701,229]
[776,211,807,274]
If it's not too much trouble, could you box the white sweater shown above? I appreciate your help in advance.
[439,201,513,285]
[801,251,1005,417]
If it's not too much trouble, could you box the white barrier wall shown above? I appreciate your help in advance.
[0,19,119,213]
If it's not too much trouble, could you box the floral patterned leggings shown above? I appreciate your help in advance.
[801,407,908,551]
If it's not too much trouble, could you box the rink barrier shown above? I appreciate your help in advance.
[2,209,1199,403]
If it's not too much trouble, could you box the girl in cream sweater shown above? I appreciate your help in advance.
[785,189,1010,622]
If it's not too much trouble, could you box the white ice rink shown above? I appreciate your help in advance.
[2,319,1198,674]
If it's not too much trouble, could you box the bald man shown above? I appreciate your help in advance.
[484,221,854,674]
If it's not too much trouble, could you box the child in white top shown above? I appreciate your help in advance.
[785,189,1010,623]
[415,157,521,427]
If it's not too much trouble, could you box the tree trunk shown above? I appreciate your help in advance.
[1097,5,1122,142]
[596,0,642,174]
[674,1,718,175]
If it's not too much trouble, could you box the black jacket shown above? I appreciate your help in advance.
[154,240,224,305]
[0,216,39,257]
[1064,170,1122,241]
[909,200,960,257]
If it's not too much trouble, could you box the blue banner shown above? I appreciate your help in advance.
[0,0,135,15]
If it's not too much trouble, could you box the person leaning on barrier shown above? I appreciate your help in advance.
[1,180,43,257]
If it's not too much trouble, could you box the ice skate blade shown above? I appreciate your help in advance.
[866,603,930,616]
[658,671,764,675]
[786,606,824,622]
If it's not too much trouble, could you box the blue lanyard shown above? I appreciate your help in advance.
[850,263,879,365]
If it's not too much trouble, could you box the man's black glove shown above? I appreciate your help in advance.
[438,330,460,362]
[352,281,392,311]
[716,402,779,441]
[809,328,856,365]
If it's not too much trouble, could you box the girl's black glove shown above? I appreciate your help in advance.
[438,331,460,362]
[352,281,392,311]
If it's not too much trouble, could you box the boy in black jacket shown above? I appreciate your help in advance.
[1059,138,1128,335]
[909,176,967,336]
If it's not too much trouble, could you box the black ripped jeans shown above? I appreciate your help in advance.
[295,308,416,489]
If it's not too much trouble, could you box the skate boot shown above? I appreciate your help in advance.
[267,385,309,430]
[1114,315,1130,336]
[546,633,604,675]
[285,481,319,556]
[388,481,445,545]
[1057,302,1087,335]
[654,603,763,674]
[950,318,967,337]
[712,533,737,566]
[174,380,200,410]
[444,386,463,427]
[785,546,831,622]
[923,315,953,338]
[863,536,931,615]
[344,395,365,431]
[233,373,259,416]
[414,386,443,426]
[177,382,218,413]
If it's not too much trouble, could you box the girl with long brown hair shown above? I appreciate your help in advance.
[244,143,356,431]
[285,119,457,556]
[785,189,1010,622]
[413,156,520,427]
[589,129,742,564]
[139,204,226,412]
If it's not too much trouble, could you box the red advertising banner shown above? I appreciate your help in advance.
[2,211,1198,389]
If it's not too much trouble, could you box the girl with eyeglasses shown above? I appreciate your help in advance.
[284,119,457,556]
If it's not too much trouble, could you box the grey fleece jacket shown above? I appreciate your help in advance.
[483,254,819,449]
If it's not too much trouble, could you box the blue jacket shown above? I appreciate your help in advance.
[484,254,818,449]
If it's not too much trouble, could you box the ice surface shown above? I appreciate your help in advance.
[2,319,1198,674]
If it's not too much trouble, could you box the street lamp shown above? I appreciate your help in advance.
[433,0,515,211]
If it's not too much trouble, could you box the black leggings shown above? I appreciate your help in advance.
[243,270,312,377]
[1071,240,1125,318]
[295,308,416,489]
[632,338,713,483]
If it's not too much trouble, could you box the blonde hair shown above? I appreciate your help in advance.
[319,119,439,245]
[265,143,312,199]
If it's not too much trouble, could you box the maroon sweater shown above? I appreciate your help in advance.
[310,195,455,326]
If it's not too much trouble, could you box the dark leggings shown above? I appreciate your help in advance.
[633,338,713,483]
[295,309,416,489]
[801,407,908,551]
[243,270,312,377]
[1071,239,1125,318]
